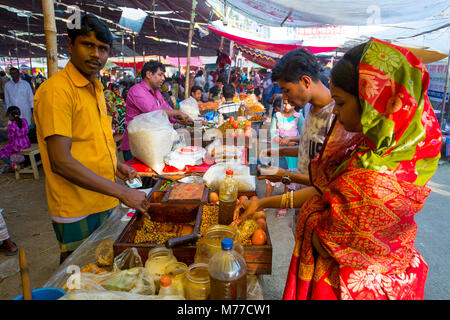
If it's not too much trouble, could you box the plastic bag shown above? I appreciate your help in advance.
[128,110,178,174]
[247,275,264,300]
[100,267,155,295]
[63,272,109,292]
[179,97,200,120]
[95,239,114,267]
[164,146,206,170]
[203,162,255,191]
[59,290,184,300]
[113,248,143,271]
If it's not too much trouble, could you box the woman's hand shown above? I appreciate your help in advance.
[233,199,261,224]
[116,162,141,183]
[279,137,291,146]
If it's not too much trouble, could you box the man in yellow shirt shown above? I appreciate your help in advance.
[34,14,148,263]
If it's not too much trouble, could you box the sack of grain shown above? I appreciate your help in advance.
[128,110,178,174]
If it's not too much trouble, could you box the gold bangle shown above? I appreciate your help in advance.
[290,191,294,209]
[281,193,287,210]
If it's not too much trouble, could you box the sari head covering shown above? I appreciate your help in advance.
[283,39,442,300]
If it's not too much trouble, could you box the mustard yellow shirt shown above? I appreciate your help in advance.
[33,61,119,218]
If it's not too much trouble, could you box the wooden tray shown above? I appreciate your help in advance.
[162,183,209,204]
[113,212,199,267]
[113,201,272,275]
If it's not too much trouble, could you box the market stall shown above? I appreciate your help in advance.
[42,96,272,300]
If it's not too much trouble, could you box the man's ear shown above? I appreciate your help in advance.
[67,38,74,55]
[300,75,312,89]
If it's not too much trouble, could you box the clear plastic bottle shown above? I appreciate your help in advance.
[208,238,247,300]
[218,113,224,125]
[158,275,177,297]
[218,170,238,225]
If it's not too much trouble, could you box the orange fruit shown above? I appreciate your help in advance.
[251,229,267,245]
[209,192,219,204]
[256,218,266,231]
[253,211,266,220]
[249,195,258,200]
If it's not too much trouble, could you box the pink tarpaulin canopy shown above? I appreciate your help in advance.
[165,57,204,67]
[207,23,338,55]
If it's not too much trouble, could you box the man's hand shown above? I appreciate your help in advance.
[116,162,140,183]
[259,148,272,159]
[257,165,286,182]
[119,188,150,216]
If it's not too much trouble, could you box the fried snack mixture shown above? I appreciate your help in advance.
[134,218,194,245]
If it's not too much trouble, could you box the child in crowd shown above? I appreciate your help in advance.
[0,106,31,173]
[265,97,304,217]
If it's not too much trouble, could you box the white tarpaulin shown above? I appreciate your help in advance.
[220,0,450,27]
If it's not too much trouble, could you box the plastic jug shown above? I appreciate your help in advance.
[208,238,247,300]
[218,170,238,225]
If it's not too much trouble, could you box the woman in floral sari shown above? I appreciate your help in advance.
[236,39,442,299]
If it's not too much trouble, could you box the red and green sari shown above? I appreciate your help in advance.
[283,39,442,300]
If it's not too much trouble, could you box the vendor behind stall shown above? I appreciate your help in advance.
[121,60,192,161]
[33,14,150,264]
[190,85,203,102]
[218,84,240,120]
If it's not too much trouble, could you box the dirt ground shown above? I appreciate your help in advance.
[0,166,60,299]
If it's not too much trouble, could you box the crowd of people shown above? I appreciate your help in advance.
[0,12,444,301]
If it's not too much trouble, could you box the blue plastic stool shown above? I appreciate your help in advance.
[13,287,66,300]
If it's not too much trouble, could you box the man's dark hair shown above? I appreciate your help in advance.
[141,60,165,79]
[330,42,367,97]
[272,48,320,83]
[209,85,219,96]
[0,71,5,77]
[9,67,19,75]
[67,13,113,46]
[222,84,235,99]
[216,76,226,84]
[191,85,203,94]
[196,70,203,77]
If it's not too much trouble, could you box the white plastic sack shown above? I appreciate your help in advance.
[164,146,206,170]
[179,97,200,120]
[203,162,255,192]
[128,110,178,174]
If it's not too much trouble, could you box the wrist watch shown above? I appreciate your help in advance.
[281,174,292,185]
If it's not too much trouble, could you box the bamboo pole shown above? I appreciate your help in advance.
[184,0,198,99]
[439,52,450,130]
[19,248,32,300]
[42,0,58,77]
[132,33,136,83]
[14,31,20,69]
[27,16,35,90]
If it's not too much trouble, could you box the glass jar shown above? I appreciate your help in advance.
[165,261,188,298]
[194,225,244,264]
[185,263,210,300]
[145,246,177,292]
